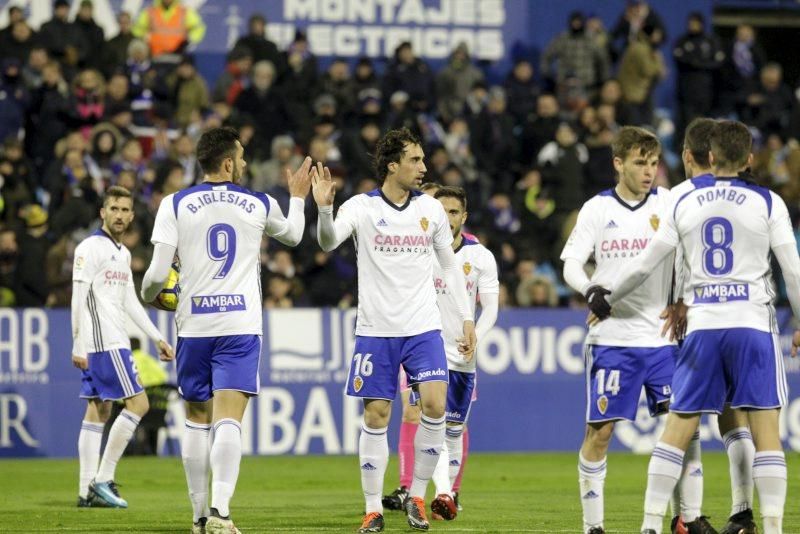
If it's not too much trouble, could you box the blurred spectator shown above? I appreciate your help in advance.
[740,63,794,137]
[0,58,28,143]
[304,250,355,307]
[504,59,539,127]
[719,24,766,116]
[540,12,610,100]
[234,60,290,162]
[89,127,119,182]
[25,60,70,178]
[0,5,24,51]
[382,41,435,113]
[321,58,356,120]
[386,91,420,137]
[0,149,34,224]
[132,0,206,58]
[583,119,616,197]
[0,227,19,305]
[15,204,51,306]
[233,13,283,77]
[47,147,101,223]
[68,68,105,137]
[610,0,666,62]
[167,55,209,128]
[39,0,87,68]
[101,11,135,78]
[444,118,477,183]
[436,42,484,124]
[586,13,610,57]
[213,45,252,106]
[264,273,294,308]
[617,23,666,126]
[471,86,517,192]
[516,275,559,307]
[170,132,201,186]
[538,122,588,218]
[753,133,800,204]
[341,120,381,182]
[249,135,302,192]
[105,72,131,112]
[515,168,558,261]
[520,93,561,166]
[22,45,50,90]
[353,57,380,96]
[74,0,105,71]
[673,12,724,145]
[279,32,318,143]
[595,79,630,125]
[2,20,38,65]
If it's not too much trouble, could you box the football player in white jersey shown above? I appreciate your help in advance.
[671,118,758,534]
[561,127,710,534]
[312,128,476,533]
[601,120,800,534]
[72,186,175,509]
[141,127,313,534]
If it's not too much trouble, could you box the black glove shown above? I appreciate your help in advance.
[585,285,612,320]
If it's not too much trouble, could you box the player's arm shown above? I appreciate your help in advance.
[436,245,476,356]
[475,250,500,341]
[263,157,313,246]
[125,281,174,361]
[608,238,676,305]
[141,195,179,302]
[767,193,800,355]
[560,204,597,294]
[71,280,89,369]
[141,242,176,303]
[313,164,357,252]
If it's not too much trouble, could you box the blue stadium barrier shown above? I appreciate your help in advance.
[2,307,800,458]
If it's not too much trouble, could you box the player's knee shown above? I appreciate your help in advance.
[420,397,446,419]
[586,423,614,449]
[126,392,150,417]
[363,400,392,428]
[93,400,112,423]
[402,403,422,424]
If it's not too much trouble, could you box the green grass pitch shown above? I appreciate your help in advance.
[1,452,798,532]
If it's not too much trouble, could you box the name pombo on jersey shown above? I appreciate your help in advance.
[695,187,747,207]
[184,191,257,214]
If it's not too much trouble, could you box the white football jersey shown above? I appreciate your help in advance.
[561,187,675,347]
[335,189,453,336]
[658,175,796,333]
[151,182,284,337]
[433,236,499,372]
[73,230,135,352]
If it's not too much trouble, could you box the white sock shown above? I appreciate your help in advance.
[678,431,703,522]
[431,439,450,496]
[182,421,211,522]
[642,442,685,534]
[753,451,786,534]
[409,414,446,499]
[723,427,755,515]
[578,452,606,533]
[359,423,389,514]
[78,421,104,498]
[445,425,464,488]
[96,409,140,483]
[210,419,242,518]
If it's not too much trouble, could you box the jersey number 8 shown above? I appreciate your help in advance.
[701,217,733,276]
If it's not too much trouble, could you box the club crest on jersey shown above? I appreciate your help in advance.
[463,262,472,276]
[353,375,364,392]
[650,214,659,231]
[419,217,429,232]
[597,395,608,415]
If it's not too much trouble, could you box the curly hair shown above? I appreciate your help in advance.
[373,127,421,183]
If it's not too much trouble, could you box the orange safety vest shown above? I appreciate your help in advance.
[147,4,186,57]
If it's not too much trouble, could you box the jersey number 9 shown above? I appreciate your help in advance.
[207,223,237,279]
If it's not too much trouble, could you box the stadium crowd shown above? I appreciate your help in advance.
[1,0,799,310]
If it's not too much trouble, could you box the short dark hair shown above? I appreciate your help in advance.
[197,127,240,175]
[710,120,751,171]
[374,127,421,182]
[434,185,467,210]
[419,182,441,193]
[611,126,661,161]
[683,118,716,168]
[103,185,132,206]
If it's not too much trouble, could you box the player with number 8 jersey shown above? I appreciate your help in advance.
[141,127,315,534]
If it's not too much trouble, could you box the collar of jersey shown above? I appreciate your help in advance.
[377,188,413,211]
[453,234,478,254]
[610,187,651,212]
[93,228,122,250]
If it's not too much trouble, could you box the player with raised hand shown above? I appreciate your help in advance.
[72,185,174,509]
[141,127,313,534]
[561,127,711,534]
[312,128,476,533]
[600,120,800,534]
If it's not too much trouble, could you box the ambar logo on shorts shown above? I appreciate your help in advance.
[190,294,246,314]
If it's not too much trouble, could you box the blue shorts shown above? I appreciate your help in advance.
[346,330,447,400]
[585,344,675,423]
[176,335,262,402]
[79,369,99,399]
[672,328,787,413]
[411,369,475,424]
[85,348,144,401]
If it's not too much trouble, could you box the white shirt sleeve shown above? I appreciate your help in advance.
[432,201,454,250]
[560,203,597,264]
[774,242,800,321]
[563,258,593,294]
[263,195,306,247]
[151,194,178,247]
[609,238,677,304]
[125,281,162,341]
[768,192,796,248]
[72,242,97,283]
[141,242,177,303]
[71,281,89,358]
[477,248,500,295]
[317,198,359,252]
[436,245,472,322]
[475,292,499,341]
